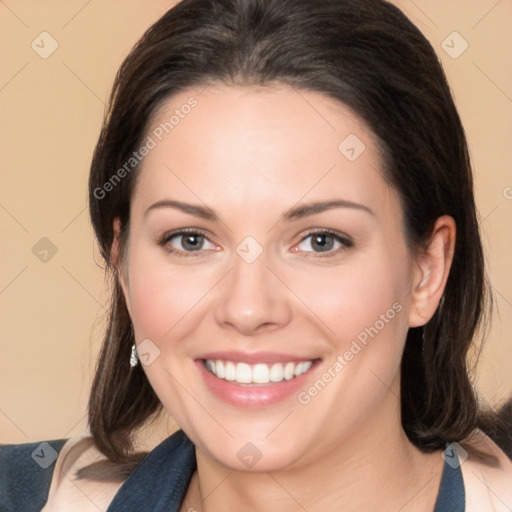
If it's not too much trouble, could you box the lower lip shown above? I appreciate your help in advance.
[195,359,320,408]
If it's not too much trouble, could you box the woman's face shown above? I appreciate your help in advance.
[117,84,424,471]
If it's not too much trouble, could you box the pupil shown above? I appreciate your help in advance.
[313,234,333,252]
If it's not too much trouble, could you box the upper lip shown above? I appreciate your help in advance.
[196,351,320,365]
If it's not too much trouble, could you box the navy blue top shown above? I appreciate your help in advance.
[0,430,465,511]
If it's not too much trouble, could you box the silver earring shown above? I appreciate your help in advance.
[130,344,139,367]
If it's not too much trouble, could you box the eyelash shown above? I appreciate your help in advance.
[157,228,353,258]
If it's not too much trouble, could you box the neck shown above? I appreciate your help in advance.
[182,385,444,512]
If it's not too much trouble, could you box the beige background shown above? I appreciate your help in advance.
[0,0,511,444]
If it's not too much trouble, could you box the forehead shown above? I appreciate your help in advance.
[132,83,398,222]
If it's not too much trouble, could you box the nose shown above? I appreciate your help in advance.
[213,251,292,336]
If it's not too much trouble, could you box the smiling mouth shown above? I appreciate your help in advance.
[201,358,320,385]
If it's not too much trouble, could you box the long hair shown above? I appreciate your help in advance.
[85,0,505,475]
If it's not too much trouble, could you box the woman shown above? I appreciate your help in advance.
[1,0,511,510]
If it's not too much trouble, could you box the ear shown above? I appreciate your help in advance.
[111,217,131,314]
[408,215,456,327]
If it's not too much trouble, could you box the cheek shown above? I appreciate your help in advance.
[289,251,409,349]
[125,247,212,341]
[291,253,410,421]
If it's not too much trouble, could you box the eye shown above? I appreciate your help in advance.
[159,229,218,256]
[294,230,353,256]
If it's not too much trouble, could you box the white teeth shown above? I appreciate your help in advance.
[295,360,313,376]
[253,363,270,383]
[225,361,236,381]
[270,362,284,382]
[205,359,215,374]
[204,359,315,384]
[237,363,252,383]
[284,362,295,380]
[216,360,225,378]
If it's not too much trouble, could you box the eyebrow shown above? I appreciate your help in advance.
[144,199,374,221]
[283,200,374,220]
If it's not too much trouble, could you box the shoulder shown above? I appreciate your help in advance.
[41,433,125,512]
[36,425,186,511]
[461,429,512,512]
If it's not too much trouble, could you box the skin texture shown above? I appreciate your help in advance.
[113,84,457,511]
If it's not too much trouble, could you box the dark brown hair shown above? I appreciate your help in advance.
[85,0,507,476]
